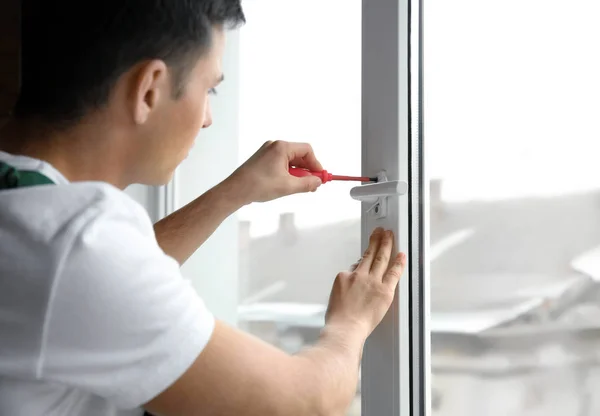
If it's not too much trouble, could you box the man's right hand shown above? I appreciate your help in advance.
[224,140,324,206]
[325,227,406,340]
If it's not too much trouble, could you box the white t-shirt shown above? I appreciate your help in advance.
[0,151,215,416]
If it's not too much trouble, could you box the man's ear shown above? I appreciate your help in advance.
[131,60,169,125]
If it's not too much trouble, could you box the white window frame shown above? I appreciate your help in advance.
[361,0,428,415]
[155,177,177,221]
[123,184,168,223]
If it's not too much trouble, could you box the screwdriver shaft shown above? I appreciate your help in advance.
[331,175,374,182]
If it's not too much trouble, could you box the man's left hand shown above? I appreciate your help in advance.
[225,140,324,205]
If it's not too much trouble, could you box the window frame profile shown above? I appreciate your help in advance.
[360,0,427,414]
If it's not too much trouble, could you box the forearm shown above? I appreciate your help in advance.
[153,180,247,264]
[292,324,366,415]
[144,320,366,416]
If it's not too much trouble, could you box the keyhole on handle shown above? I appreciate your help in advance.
[374,205,380,214]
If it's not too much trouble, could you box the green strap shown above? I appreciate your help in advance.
[0,161,55,190]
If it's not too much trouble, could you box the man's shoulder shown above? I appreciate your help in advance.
[0,181,214,409]
[0,181,152,245]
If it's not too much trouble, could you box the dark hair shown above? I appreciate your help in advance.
[13,0,245,126]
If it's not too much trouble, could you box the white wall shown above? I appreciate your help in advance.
[176,30,241,326]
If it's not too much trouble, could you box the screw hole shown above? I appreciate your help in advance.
[374,205,380,214]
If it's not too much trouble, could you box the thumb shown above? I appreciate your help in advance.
[294,176,322,193]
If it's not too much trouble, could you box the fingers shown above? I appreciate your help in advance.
[384,252,407,288]
[370,230,394,278]
[283,141,323,172]
[276,141,323,194]
[355,228,384,272]
[260,140,273,149]
[356,229,404,286]
[290,176,322,194]
[261,140,322,172]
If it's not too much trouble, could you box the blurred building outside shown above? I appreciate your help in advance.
[237,179,600,416]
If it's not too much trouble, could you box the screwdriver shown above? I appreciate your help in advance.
[289,167,377,184]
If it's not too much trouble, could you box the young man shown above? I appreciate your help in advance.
[0,1,406,415]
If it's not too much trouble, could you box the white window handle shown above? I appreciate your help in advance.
[350,174,408,219]
[349,180,408,203]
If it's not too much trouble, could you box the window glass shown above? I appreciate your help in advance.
[237,1,362,413]
[427,1,600,415]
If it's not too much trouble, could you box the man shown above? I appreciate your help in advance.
[0,1,406,415]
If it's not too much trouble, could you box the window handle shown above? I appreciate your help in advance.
[350,173,408,218]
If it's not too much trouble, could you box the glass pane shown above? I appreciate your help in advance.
[237,1,361,414]
[426,1,600,415]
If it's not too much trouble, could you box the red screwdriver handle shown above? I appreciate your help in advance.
[288,167,333,183]
[289,167,375,183]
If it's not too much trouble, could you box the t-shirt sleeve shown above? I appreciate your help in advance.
[39,189,215,409]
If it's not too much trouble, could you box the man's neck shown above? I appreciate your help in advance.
[0,119,131,189]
